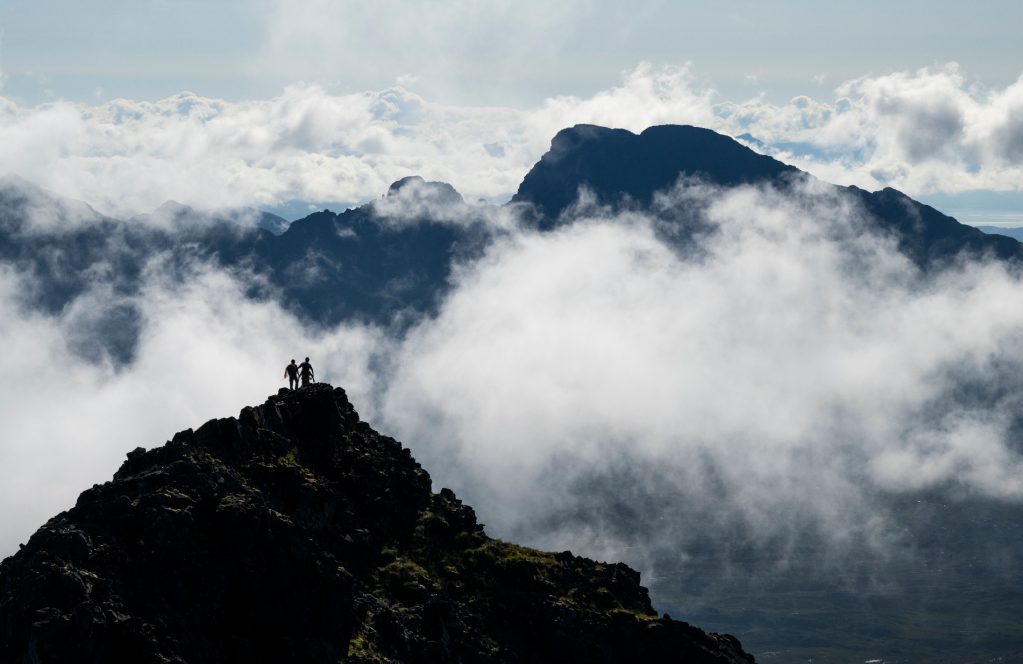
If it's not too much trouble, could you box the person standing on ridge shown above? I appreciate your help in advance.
[298,357,315,387]
[284,359,299,390]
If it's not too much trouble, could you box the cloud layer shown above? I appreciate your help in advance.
[2,63,1023,220]
[5,176,1023,587]
[379,179,1023,570]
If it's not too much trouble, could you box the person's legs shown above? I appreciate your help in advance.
[302,375,310,387]
[290,376,298,390]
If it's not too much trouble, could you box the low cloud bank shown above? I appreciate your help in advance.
[380,178,1023,571]
[3,178,1023,592]
[2,64,1023,220]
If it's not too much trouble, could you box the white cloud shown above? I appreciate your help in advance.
[0,258,386,557]
[4,174,1023,578]
[1,63,1022,221]
[255,0,593,86]
[377,179,1023,565]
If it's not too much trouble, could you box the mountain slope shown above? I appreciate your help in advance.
[0,176,485,365]
[510,124,798,227]
[512,124,1023,266]
[202,208,291,235]
[0,384,754,664]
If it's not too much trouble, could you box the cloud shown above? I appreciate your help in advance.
[255,0,594,87]
[5,69,1023,594]
[0,255,387,558]
[1,63,1023,221]
[5,175,1023,568]
[375,178,1023,573]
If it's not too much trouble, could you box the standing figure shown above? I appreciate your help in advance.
[284,359,299,390]
[299,357,315,387]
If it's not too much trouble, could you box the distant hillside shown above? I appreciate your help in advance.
[203,207,291,235]
[0,175,486,365]
[976,224,1023,243]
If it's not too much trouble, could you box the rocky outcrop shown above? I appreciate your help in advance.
[0,384,754,664]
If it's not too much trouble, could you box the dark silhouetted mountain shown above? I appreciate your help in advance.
[511,125,798,228]
[387,176,465,205]
[512,124,1023,267]
[0,383,755,664]
[257,179,487,325]
[0,179,274,365]
[849,186,1023,266]
[0,177,487,365]
[203,207,291,235]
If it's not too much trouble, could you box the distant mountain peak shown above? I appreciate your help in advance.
[156,200,194,214]
[511,124,798,226]
[0,173,36,188]
[386,176,464,206]
[735,133,765,148]
[203,207,290,235]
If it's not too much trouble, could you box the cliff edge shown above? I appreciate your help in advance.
[0,383,754,663]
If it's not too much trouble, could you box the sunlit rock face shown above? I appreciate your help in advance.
[0,383,755,664]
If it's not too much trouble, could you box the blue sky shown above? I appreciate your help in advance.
[4,0,1022,107]
[1,0,1022,222]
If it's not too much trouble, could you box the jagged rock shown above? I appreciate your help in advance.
[0,384,755,663]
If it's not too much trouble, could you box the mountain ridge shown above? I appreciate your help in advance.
[511,124,1023,266]
[0,383,755,664]
[2,124,1020,365]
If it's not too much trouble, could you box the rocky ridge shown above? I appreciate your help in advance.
[0,384,754,663]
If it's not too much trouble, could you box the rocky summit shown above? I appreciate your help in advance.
[0,384,754,664]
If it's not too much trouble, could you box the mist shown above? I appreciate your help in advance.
[0,257,387,557]
[4,173,1023,600]
[379,179,1023,573]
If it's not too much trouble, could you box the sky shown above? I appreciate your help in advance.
[2,0,1023,225]
[4,0,1023,621]
[3,0,1023,108]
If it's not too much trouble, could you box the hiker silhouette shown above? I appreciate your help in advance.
[284,359,299,390]
[298,357,314,387]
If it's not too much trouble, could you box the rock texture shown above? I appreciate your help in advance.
[0,384,754,664]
